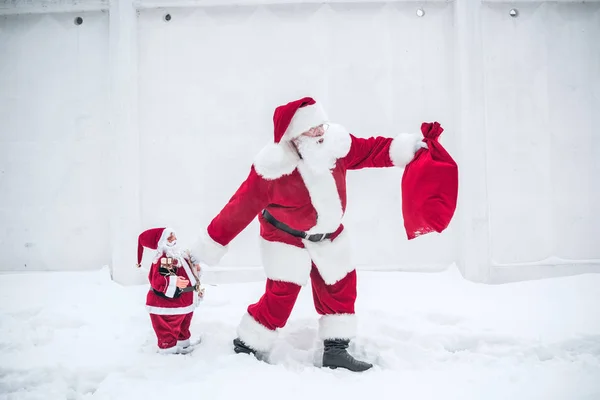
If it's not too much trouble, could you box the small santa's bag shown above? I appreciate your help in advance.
[401,121,458,240]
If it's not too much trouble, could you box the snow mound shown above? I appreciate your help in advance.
[1,266,599,400]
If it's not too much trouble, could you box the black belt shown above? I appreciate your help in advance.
[153,285,197,299]
[261,209,333,242]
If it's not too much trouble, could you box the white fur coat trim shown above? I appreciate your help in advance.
[389,133,422,168]
[192,230,228,266]
[146,302,198,315]
[253,141,299,180]
[303,229,354,286]
[164,275,178,298]
[236,312,279,352]
[260,238,312,286]
[296,161,343,234]
[253,124,352,180]
[318,313,357,340]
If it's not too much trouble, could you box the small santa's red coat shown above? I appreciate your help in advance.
[194,124,422,286]
[146,252,199,315]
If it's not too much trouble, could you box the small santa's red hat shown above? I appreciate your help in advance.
[273,97,328,144]
[137,227,173,267]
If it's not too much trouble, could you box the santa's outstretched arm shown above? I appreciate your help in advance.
[342,132,426,170]
[192,166,271,266]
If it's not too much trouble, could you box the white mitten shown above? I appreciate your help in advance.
[390,133,427,167]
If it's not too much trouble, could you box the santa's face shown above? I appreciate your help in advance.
[166,232,177,246]
[160,232,181,258]
[303,124,327,143]
[293,124,337,173]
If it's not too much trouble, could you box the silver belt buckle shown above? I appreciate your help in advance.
[311,233,325,242]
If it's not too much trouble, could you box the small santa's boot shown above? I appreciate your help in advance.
[233,338,269,362]
[157,345,178,355]
[322,339,373,372]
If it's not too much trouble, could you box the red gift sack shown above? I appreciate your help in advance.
[401,121,458,240]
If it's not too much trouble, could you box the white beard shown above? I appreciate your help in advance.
[160,241,183,259]
[295,134,338,174]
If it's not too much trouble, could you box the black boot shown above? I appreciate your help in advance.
[233,338,269,362]
[322,339,373,372]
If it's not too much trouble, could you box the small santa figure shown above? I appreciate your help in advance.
[137,227,204,354]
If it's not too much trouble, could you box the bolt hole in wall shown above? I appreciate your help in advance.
[74,16,83,25]
[509,8,519,17]
[163,13,171,22]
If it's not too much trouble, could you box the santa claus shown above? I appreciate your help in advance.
[138,227,204,354]
[193,97,426,371]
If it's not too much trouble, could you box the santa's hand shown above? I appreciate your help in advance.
[176,277,189,288]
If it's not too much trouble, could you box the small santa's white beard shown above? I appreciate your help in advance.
[153,243,183,264]
[163,244,182,259]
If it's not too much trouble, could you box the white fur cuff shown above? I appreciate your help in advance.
[192,230,228,266]
[390,133,421,168]
[253,142,299,180]
[165,275,177,298]
[260,238,312,286]
[236,312,278,352]
[318,313,357,340]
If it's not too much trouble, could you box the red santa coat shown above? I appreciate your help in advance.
[194,124,421,286]
[146,252,199,315]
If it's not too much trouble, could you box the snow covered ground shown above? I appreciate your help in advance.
[1,265,599,400]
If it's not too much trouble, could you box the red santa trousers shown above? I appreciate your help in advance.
[149,312,193,349]
[237,264,357,352]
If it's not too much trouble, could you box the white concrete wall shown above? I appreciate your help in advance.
[0,7,112,271]
[0,0,598,285]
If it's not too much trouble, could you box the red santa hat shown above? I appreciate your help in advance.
[273,96,328,144]
[137,227,174,267]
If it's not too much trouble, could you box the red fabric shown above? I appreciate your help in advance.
[137,227,165,265]
[247,279,302,330]
[310,264,356,315]
[273,97,316,143]
[149,313,193,349]
[146,252,195,312]
[247,267,356,330]
[206,134,397,249]
[344,134,395,170]
[401,122,458,240]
